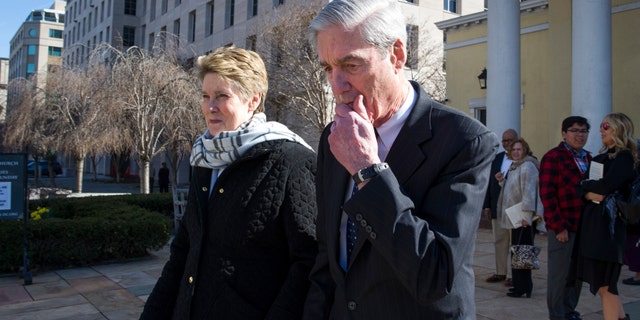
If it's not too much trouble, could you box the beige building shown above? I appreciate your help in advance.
[9,1,66,83]
[437,0,640,156]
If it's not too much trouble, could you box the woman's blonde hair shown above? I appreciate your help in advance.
[196,46,268,113]
[600,112,638,166]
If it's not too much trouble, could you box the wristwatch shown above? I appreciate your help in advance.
[352,162,390,185]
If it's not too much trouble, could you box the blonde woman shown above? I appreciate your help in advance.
[574,113,638,320]
[141,47,318,320]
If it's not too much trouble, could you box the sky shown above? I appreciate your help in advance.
[0,1,59,59]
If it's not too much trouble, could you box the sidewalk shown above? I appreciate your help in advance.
[3,176,640,319]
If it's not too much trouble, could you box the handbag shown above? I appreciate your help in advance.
[510,227,540,270]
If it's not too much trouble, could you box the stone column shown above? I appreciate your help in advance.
[486,0,521,146]
[572,0,612,154]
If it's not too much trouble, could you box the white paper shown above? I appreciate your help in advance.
[589,162,604,180]
[505,202,532,228]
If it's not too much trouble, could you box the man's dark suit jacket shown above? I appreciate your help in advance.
[483,151,506,219]
[304,81,499,319]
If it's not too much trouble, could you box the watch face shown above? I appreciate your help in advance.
[29,29,37,37]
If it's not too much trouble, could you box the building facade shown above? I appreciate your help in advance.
[61,0,487,182]
[8,1,66,83]
[437,0,640,156]
[0,58,8,121]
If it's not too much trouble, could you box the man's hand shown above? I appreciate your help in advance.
[328,95,380,175]
[556,229,569,243]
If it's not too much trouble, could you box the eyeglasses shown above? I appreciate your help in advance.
[601,122,610,130]
[566,129,589,134]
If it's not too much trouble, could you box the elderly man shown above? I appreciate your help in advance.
[303,0,498,318]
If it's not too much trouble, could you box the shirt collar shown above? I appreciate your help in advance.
[562,141,587,159]
[375,83,416,151]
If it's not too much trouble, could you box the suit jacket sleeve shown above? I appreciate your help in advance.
[344,128,497,302]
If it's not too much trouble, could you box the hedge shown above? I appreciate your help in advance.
[0,194,173,274]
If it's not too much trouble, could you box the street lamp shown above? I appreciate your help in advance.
[477,68,487,90]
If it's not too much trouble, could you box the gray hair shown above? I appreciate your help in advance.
[307,0,407,57]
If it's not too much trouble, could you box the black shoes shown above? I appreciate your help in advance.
[506,290,531,298]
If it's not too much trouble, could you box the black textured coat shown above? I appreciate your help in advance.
[140,140,318,320]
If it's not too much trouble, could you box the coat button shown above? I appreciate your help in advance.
[370,232,377,239]
[355,214,363,221]
[347,301,357,311]
[188,276,194,284]
[202,187,208,192]
[360,219,367,227]
[365,226,372,233]
[219,188,224,193]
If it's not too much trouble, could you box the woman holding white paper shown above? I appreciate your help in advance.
[573,113,638,320]
[496,137,544,298]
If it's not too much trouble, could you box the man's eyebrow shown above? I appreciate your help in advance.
[319,54,365,68]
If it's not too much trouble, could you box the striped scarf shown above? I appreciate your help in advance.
[190,113,313,169]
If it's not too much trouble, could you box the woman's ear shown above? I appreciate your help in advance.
[248,93,261,112]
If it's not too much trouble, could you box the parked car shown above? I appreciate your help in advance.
[27,160,63,177]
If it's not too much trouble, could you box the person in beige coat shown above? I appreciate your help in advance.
[496,138,544,298]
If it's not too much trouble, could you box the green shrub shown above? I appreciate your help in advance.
[0,195,171,274]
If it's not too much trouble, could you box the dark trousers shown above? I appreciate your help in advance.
[511,226,534,293]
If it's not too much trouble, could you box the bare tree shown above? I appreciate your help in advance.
[404,21,447,103]
[251,0,333,148]
[47,62,112,192]
[108,44,199,193]
[3,75,59,185]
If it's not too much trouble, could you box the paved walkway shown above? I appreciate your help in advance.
[2,176,640,319]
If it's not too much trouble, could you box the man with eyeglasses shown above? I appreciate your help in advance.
[540,116,592,320]
[483,128,518,286]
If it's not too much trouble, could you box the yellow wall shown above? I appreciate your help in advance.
[442,0,640,157]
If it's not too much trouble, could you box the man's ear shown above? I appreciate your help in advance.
[391,38,407,72]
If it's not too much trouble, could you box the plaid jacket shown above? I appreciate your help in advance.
[539,143,592,233]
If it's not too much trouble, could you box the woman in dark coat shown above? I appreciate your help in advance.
[575,113,638,320]
[140,47,318,320]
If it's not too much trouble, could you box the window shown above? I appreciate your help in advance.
[49,29,63,38]
[106,26,110,42]
[32,11,43,21]
[28,45,37,55]
[273,0,285,6]
[225,0,235,28]
[94,7,98,26]
[246,35,256,51]
[101,1,105,22]
[405,25,419,68]
[125,0,137,15]
[173,19,180,40]
[27,63,36,77]
[162,0,168,14]
[248,0,258,18]
[175,0,181,7]
[205,1,214,36]
[108,0,112,17]
[150,0,156,20]
[188,10,196,42]
[123,26,135,47]
[44,12,57,22]
[48,46,62,56]
[149,32,155,50]
[88,13,92,29]
[59,13,65,23]
[29,29,37,37]
[444,0,457,13]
